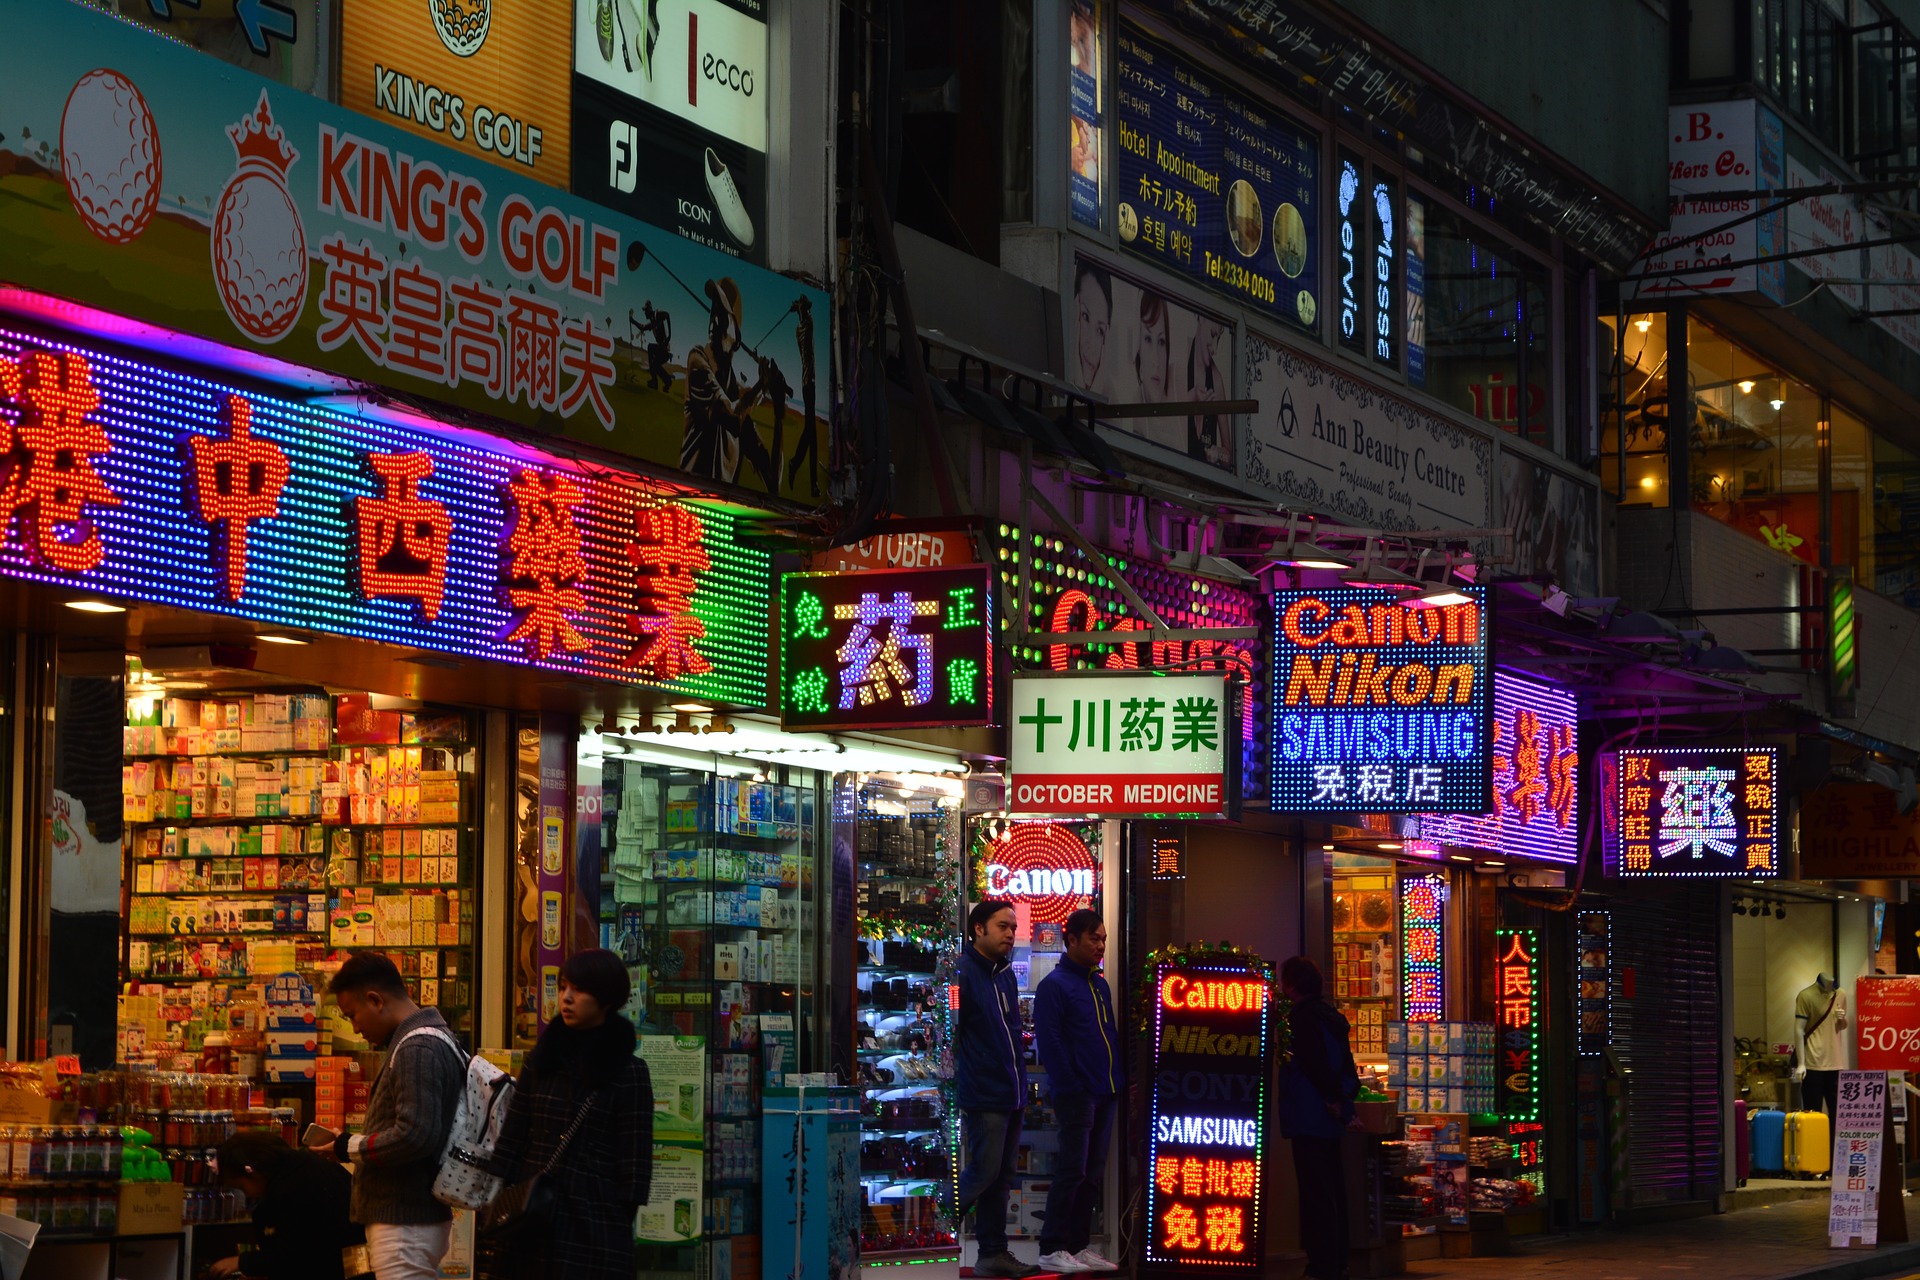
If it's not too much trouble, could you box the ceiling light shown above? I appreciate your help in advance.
[1271,514,1352,571]
[1770,397,1785,411]
[1639,476,1657,490]
[256,634,308,646]
[1483,860,1506,868]
[670,702,713,713]
[162,680,209,690]
[1448,854,1472,862]
[1377,841,1403,851]
[1343,562,1421,591]
[1738,380,1755,394]
[1404,585,1474,608]
[65,600,125,614]
[1634,317,1653,333]
[1322,844,1336,851]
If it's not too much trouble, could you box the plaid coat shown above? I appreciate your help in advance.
[479,1016,654,1280]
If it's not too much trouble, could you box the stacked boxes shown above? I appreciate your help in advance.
[1383,1022,1497,1114]
[124,694,331,758]
[264,975,318,1083]
[314,1056,369,1133]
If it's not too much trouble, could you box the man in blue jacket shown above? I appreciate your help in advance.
[956,899,1037,1278]
[1033,909,1120,1274]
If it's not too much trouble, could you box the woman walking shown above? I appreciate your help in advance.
[481,949,654,1280]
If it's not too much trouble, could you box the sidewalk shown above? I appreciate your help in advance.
[1404,1197,1920,1280]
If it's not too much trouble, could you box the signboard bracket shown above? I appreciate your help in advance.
[1026,485,1176,637]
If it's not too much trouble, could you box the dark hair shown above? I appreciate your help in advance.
[1064,908,1103,941]
[1280,955,1323,997]
[328,952,408,1000]
[1074,260,1112,313]
[969,899,1016,937]
[560,947,632,1011]
[216,1132,298,1185]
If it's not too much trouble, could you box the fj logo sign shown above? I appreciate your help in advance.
[609,119,638,193]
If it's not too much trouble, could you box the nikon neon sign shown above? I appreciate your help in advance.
[1269,586,1491,814]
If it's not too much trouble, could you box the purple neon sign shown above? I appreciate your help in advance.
[1409,673,1578,864]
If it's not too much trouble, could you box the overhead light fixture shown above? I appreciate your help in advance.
[670,702,713,713]
[1770,396,1785,411]
[65,600,125,614]
[1322,843,1336,852]
[1483,860,1506,868]
[1639,476,1657,490]
[1270,514,1353,571]
[1738,380,1755,395]
[1634,317,1653,333]
[256,634,308,646]
[1448,854,1472,862]
[1343,542,1421,591]
[1377,841,1403,851]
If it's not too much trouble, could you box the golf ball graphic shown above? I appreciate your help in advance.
[60,68,161,243]
[212,91,307,344]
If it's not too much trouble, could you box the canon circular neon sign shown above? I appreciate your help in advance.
[980,824,1097,925]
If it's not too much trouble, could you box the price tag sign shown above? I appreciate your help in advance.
[1856,976,1920,1074]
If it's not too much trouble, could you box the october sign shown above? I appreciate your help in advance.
[1269,586,1491,813]
[1147,959,1271,1269]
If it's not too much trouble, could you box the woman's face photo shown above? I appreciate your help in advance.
[1137,302,1170,400]
[1076,274,1111,385]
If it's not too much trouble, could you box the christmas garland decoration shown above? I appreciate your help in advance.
[1133,941,1291,1057]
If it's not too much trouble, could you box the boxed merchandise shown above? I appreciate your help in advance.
[118,1182,186,1235]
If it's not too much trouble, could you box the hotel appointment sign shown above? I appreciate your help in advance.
[1008,673,1235,818]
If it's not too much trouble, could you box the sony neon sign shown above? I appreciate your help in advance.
[1269,586,1491,814]
[0,328,771,701]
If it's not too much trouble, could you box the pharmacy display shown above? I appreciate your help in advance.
[1145,959,1271,1269]
[121,689,478,1083]
[1112,20,1320,332]
[1269,587,1491,814]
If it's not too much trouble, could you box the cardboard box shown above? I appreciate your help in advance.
[118,1181,186,1235]
[0,1091,78,1125]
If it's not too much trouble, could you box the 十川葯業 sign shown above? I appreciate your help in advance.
[1269,586,1491,814]
[1009,673,1232,817]
[778,566,994,733]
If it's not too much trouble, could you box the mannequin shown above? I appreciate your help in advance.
[1794,973,1848,1117]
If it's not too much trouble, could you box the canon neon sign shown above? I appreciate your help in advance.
[983,864,1095,898]
[1159,974,1268,1012]
[977,823,1097,925]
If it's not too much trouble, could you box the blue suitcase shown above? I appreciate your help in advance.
[1750,1107,1785,1174]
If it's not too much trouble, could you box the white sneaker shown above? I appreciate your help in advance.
[704,148,756,249]
[1037,1251,1090,1273]
[1072,1249,1117,1271]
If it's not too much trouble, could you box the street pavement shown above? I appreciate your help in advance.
[1402,1197,1920,1280]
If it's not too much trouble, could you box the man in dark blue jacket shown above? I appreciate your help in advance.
[1033,909,1120,1273]
[955,899,1036,1278]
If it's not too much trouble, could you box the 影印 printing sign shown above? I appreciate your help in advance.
[1008,673,1233,817]
[1269,586,1491,814]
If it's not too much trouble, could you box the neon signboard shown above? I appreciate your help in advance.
[1148,825,1186,881]
[1269,587,1491,813]
[1609,746,1780,878]
[778,566,994,732]
[990,526,1265,786]
[0,327,770,701]
[976,823,1099,927]
[1147,960,1269,1269]
[1410,673,1578,864]
[1400,874,1446,1022]
[1496,928,1541,1123]
[1008,672,1233,818]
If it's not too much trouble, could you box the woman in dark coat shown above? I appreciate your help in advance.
[209,1132,367,1280]
[481,948,654,1280]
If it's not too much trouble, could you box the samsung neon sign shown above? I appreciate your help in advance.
[0,327,770,700]
[1269,586,1491,813]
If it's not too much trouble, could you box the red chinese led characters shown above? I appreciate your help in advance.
[624,500,712,678]
[355,450,451,620]
[501,469,588,659]
[0,349,120,571]
[188,394,289,600]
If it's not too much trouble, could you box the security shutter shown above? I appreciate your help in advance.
[1611,887,1722,1207]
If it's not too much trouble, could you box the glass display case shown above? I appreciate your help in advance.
[851,776,961,1260]
[587,737,820,1273]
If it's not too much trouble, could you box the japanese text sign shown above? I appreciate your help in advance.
[1400,874,1446,1023]
[1496,928,1540,1123]
[1114,21,1320,334]
[1009,673,1231,818]
[779,566,994,732]
[1609,747,1780,878]
[1799,783,1920,879]
[1269,587,1491,814]
[0,2,829,503]
[1828,1070,1888,1247]
[1147,960,1269,1270]
[1856,977,1920,1077]
[1409,674,1578,864]
[0,327,770,701]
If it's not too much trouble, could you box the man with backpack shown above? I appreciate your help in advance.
[1277,956,1360,1280]
[309,953,465,1280]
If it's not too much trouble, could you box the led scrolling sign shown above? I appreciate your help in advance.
[1147,962,1269,1269]
[0,329,771,701]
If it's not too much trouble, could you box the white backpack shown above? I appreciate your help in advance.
[395,1026,516,1211]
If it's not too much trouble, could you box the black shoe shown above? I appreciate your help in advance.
[974,1252,1041,1278]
